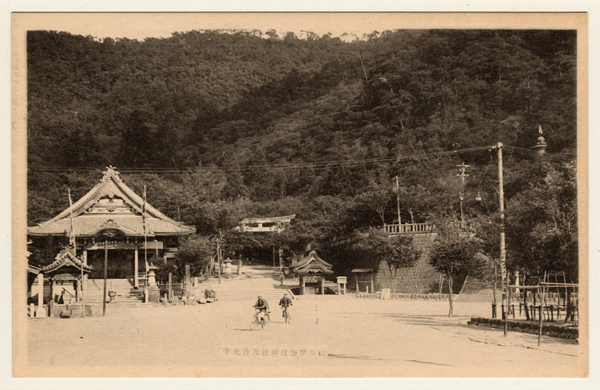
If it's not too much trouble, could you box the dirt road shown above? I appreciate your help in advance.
[24,297,584,378]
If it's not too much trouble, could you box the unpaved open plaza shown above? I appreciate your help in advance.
[23,296,584,378]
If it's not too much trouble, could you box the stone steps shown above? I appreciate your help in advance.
[84,293,143,300]
[207,278,294,301]
[83,278,144,305]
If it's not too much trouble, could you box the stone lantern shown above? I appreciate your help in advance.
[147,265,159,286]
[146,265,160,303]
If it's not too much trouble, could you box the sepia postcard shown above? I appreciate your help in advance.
[10,10,590,386]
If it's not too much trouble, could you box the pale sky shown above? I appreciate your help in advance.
[13,12,588,42]
[16,13,392,41]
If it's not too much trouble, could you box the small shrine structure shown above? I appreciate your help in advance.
[293,250,333,295]
[39,247,93,302]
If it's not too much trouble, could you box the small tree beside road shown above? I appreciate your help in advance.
[429,232,485,316]
[355,229,421,293]
[172,234,214,279]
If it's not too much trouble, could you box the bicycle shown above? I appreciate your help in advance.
[282,306,290,324]
[252,309,270,330]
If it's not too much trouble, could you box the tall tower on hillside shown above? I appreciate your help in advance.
[532,125,547,159]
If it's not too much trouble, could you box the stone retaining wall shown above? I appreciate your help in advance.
[468,317,578,340]
[375,233,441,294]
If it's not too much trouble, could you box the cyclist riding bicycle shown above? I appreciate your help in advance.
[253,295,270,322]
[279,293,292,321]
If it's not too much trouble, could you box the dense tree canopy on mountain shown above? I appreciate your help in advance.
[26,29,578,279]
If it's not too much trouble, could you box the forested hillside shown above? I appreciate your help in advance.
[26,29,578,281]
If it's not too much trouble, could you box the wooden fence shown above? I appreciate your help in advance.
[383,221,467,234]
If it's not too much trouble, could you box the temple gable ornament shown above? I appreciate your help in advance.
[87,195,135,215]
[27,166,195,238]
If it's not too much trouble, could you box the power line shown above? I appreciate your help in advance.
[28,146,492,175]
[28,145,574,176]
[503,145,576,162]
[29,144,573,175]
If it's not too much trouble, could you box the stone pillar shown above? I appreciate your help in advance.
[370,275,374,296]
[37,273,46,318]
[134,246,139,288]
[185,265,191,304]
[168,273,173,302]
[321,276,324,295]
[82,249,88,290]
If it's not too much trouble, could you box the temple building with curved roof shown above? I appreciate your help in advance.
[292,250,333,295]
[28,167,195,288]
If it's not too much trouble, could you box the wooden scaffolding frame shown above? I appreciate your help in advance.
[506,272,578,346]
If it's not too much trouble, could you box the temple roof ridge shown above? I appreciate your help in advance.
[101,166,123,183]
[293,250,333,275]
[40,247,93,274]
[28,167,195,237]
[35,166,179,226]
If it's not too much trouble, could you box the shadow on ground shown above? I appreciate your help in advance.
[340,312,474,329]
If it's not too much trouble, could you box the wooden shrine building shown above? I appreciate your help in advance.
[39,247,93,302]
[351,268,375,294]
[28,167,195,289]
[293,250,333,295]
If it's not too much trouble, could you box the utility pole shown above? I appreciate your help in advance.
[103,239,108,316]
[217,234,222,284]
[492,142,508,336]
[394,176,401,226]
[456,163,470,223]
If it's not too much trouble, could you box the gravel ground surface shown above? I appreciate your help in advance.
[25,296,585,378]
